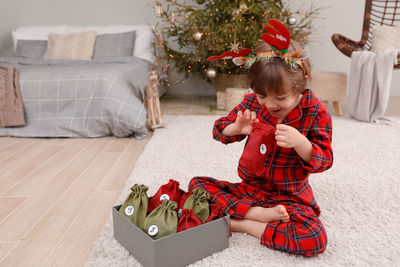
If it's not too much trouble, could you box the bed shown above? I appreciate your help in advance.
[0,25,156,138]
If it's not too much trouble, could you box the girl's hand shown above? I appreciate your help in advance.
[275,124,304,148]
[235,109,259,135]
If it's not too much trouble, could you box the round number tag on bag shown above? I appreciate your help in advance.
[178,208,183,217]
[160,194,170,201]
[148,225,159,236]
[260,144,267,154]
[125,206,134,216]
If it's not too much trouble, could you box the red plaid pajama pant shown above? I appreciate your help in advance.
[189,176,327,257]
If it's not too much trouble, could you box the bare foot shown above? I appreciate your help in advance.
[245,205,290,223]
[230,218,267,239]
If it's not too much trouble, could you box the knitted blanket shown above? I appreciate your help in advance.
[0,65,25,128]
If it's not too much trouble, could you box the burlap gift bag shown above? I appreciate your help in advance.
[177,209,203,232]
[119,184,149,230]
[148,179,181,213]
[206,203,225,223]
[183,187,210,223]
[143,200,178,239]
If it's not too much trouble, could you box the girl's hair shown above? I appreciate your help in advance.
[248,40,311,96]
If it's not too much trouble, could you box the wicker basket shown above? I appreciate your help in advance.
[213,74,249,110]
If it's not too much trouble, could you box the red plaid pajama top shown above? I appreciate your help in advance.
[189,89,333,256]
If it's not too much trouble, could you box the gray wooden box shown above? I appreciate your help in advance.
[112,205,230,267]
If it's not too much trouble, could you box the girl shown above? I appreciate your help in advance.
[189,20,333,257]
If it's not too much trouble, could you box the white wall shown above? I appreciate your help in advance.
[0,0,157,56]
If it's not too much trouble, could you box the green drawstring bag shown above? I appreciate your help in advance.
[119,184,149,231]
[183,187,210,223]
[143,200,178,239]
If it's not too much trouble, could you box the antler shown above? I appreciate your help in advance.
[262,19,291,53]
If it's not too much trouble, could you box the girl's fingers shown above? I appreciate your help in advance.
[251,111,257,122]
[276,124,289,131]
[275,129,284,136]
[244,109,251,119]
[277,141,288,148]
[237,110,243,117]
[275,135,286,142]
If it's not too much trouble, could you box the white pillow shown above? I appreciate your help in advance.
[12,25,68,50]
[67,25,155,62]
[66,26,102,33]
[371,25,400,52]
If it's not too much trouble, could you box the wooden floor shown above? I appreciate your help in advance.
[0,136,151,266]
[0,94,399,266]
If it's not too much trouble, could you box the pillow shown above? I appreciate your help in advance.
[93,31,136,59]
[67,25,155,62]
[15,40,48,58]
[12,25,155,62]
[11,25,68,50]
[44,31,97,60]
[371,25,400,52]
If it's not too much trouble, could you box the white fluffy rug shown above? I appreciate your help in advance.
[86,115,400,266]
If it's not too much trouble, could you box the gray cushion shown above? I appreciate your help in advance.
[93,31,136,59]
[15,40,48,58]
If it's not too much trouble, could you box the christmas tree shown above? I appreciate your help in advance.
[156,0,319,81]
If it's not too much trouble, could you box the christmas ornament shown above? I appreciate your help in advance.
[239,4,248,12]
[229,42,240,52]
[288,16,297,25]
[155,1,163,17]
[193,32,202,41]
[206,68,217,78]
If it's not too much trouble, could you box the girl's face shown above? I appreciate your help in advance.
[256,90,303,122]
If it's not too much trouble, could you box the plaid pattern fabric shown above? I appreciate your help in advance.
[93,31,136,59]
[15,40,48,59]
[0,56,149,137]
[189,177,327,256]
[213,89,333,212]
[190,89,332,256]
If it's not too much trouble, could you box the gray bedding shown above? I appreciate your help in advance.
[0,56,150,138]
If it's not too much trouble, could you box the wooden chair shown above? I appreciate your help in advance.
[331,0,400,68]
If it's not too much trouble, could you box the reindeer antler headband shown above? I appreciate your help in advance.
[207,19,309,77]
